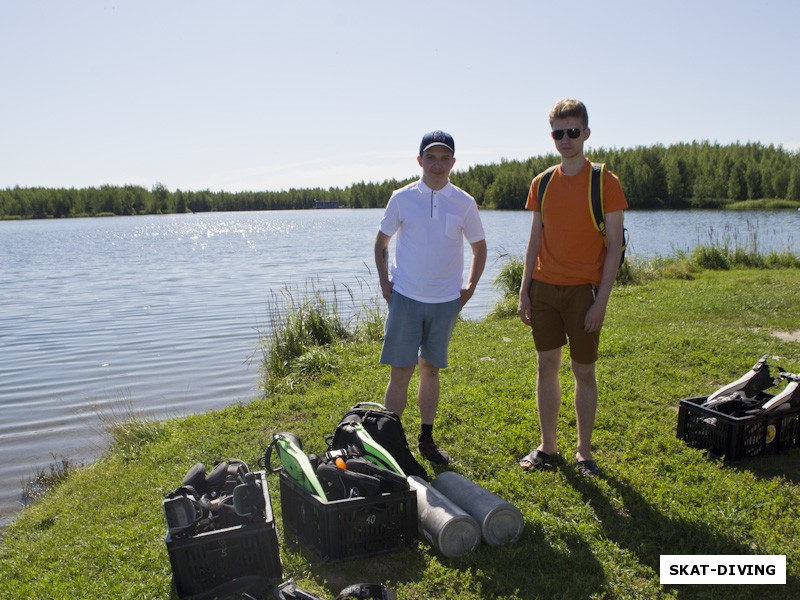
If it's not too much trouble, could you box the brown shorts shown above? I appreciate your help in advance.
[529,280,599,364]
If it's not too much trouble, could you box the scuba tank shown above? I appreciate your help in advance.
[407,475,480,558]
[431,471,524,546]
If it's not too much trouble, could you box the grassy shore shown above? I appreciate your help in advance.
[2,268,800,599]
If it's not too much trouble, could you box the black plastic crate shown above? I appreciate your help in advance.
[676,396,800,461]
[165,471,281,599]
[279,470,417,562]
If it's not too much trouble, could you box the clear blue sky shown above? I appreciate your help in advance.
[2,0,798,193]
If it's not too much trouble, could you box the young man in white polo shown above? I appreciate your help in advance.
[374,130,487,464]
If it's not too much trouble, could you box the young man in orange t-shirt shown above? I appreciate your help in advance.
[518,99,628,477]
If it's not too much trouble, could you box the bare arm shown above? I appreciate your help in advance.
[584,210,624,332]
[374,230,393,302]
[460,238,487,306]
[518,212,542,326]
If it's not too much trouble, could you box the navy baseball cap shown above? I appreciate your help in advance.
[419,130,455,155]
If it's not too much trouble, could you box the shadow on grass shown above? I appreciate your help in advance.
[564,469,798,600]
[279,537,426,595]
[728,448,800,485]
[416,459,608,598]
[279,500,605,599]
[462,521,607,599]
[267,452,799,598]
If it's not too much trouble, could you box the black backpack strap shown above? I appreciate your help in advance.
[536,165,558,225]
[589,162,605,235]
[590,162,629,266]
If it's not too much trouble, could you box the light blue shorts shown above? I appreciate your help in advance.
[379,292,461,369]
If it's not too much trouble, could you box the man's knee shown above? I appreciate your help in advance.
[537,348,561,375]
[570,359,596,383]
[390,365,415,385]
[418,357,440,375]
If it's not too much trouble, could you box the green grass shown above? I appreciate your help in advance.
[725,199,800,210]
[18,455,81,507]
[260,279,384,393]
[2,269,800,599]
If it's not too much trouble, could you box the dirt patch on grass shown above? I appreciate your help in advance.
[772,330,800,342]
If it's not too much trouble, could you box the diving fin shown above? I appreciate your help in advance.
[705,355,778,403]
[351,422,406,477]
[702,390,753,412]
[761,372,800,412]
[264,432,328,500]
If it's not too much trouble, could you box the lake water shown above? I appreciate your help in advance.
[1,208,798,525]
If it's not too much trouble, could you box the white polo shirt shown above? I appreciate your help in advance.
[378,179,485,303]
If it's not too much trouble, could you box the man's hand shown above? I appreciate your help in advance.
[374,231,393,302]
[461,239,487,307]
[583,301,607,333]
[518,293,532,327]
[380,279,394,302]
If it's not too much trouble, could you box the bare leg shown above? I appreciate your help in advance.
[571,359,598,463]
[417,356,450,463]
[536,348,562,455]
[417,356,440,425]
[384,365,415,416]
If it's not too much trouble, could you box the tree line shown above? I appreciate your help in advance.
[450,141,800,210]
[2,141,799,219]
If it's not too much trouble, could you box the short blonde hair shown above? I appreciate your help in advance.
[549,99,589,128]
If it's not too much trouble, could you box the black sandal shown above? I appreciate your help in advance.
[576,459,602,477]
[520,449,552,471]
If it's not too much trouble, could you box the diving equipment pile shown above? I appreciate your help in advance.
[162,461,282,599]
[264,426,418,562]
[677,355,800,460]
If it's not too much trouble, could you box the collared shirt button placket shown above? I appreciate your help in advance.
[430,190,439,219]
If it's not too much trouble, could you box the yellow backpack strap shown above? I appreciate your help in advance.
[537,165,559,226]
[589,162,605,235]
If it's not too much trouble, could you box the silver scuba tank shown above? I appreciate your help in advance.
[431,471,524,546]
[407,475,481,558]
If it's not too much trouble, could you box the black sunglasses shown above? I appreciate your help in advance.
[551,128,583,140]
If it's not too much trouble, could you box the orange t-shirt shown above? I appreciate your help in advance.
[525,160,628,286]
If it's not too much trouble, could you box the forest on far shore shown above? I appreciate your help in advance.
[2,141,799,219]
